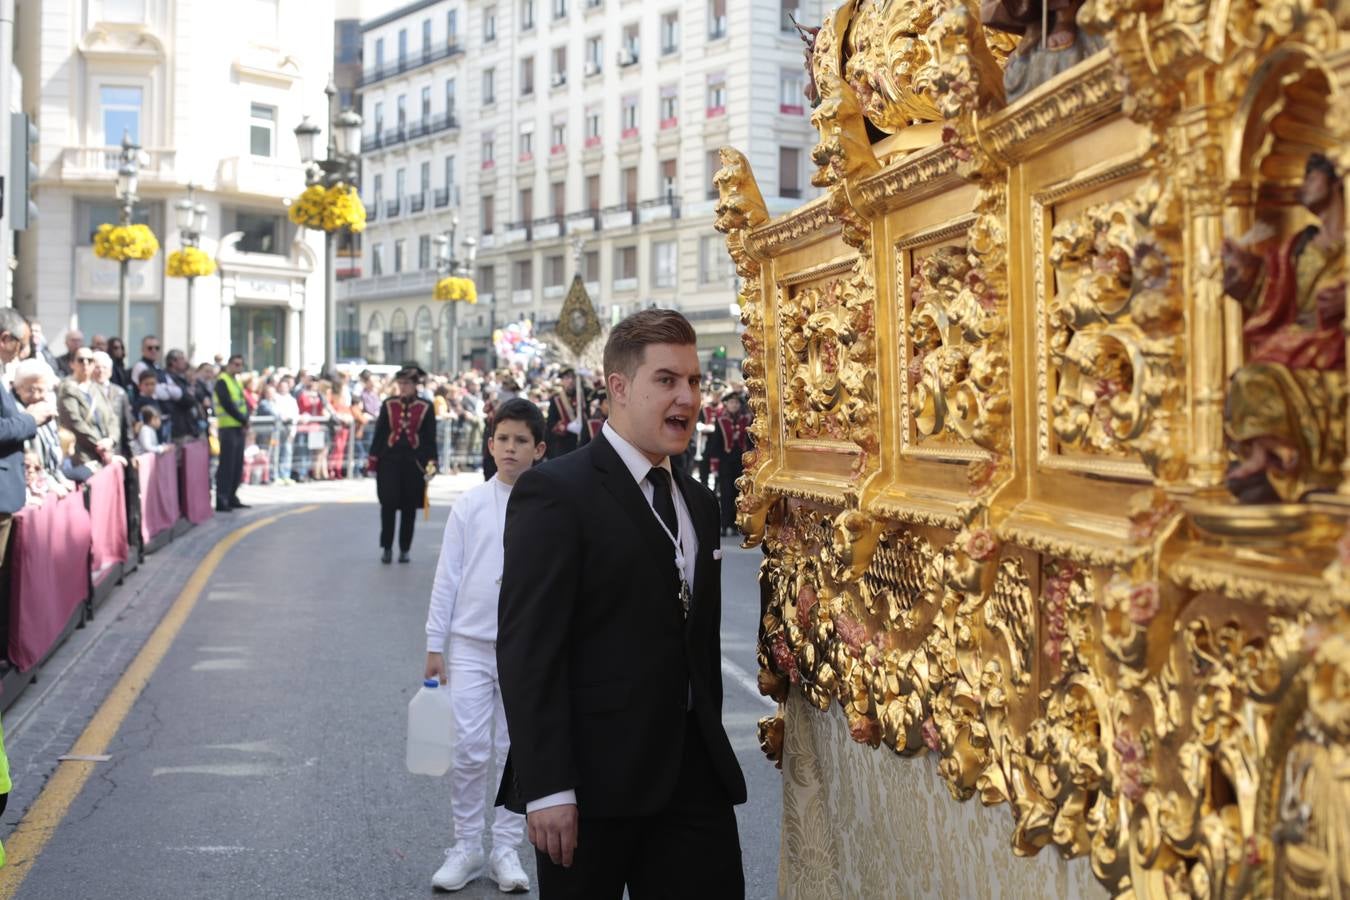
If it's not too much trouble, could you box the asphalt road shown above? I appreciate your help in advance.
[2,475,781,899]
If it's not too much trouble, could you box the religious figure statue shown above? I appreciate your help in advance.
[981,0,1105,101]
[1221,153,1347,504]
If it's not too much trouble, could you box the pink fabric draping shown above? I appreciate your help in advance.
[88,459,129,587]
[179,439,213,525]
[138,445,181,544]
[7,491,93,671]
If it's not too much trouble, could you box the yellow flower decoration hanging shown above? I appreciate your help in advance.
[287,183,366,233]
[434,276,478,303]
[93,223,160,262]
[166,246,217,278]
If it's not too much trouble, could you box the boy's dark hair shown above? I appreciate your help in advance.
[137,369,159,384]
[492,397,546,445]
[140,406,160,425]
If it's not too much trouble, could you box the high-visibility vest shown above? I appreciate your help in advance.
[216,372,246,429]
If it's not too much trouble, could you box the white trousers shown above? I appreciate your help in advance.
[447,635,525,850]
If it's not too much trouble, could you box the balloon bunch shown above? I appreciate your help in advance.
[492,319,546,364]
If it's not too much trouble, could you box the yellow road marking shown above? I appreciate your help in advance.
[0,505,319,896]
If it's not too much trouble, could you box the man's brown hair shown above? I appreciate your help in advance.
[603,308,697,378]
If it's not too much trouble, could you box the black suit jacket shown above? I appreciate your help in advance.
[496,430,747,818]
[0,381,37,515]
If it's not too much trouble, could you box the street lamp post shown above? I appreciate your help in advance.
[174,183,209,362]
[114,131,141,346]
[294,79,362,374]
[434,218,478,375]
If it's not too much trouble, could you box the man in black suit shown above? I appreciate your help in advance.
[497,309,746,899]
[0,309,55,558]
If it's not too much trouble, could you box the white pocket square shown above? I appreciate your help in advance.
[712,549,723,560]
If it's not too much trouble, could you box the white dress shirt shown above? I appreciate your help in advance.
[426,474,514,650]
[527,421,698,815]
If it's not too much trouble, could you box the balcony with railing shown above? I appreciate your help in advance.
[361,113,459,153]
[386,198,401,218]
[434,187,452,208]
[409,192,426,214]
[60,146,177,185]
[216,156,306,198]
[531,215,565,240]
[337,269,440,301]
[600,203,637,230]
[503,221,531,244]
[638,195,681,224]
[566,210,600,234]
[360,42,465,87]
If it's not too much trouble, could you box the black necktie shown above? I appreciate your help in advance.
[647,466,678,536]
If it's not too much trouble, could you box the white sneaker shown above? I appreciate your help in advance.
[432,842,485,892]
[489,847,531,893]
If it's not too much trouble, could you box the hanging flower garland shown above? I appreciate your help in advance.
[434,276,478,303]
[166,246,217,278]
[93,223,160,262]
[288,183,366,233]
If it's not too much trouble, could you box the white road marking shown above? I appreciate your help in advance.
[164,846,251,855]
[721,655,776,710]
[190,658,250,671]
[151,763,278,777]
[205,741,281,755]
[195,646,250,653]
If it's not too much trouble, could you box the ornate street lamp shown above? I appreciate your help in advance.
[174,184,209,361]
[294,79,363,373]
[114,131,141,345]
[434,217,479,374]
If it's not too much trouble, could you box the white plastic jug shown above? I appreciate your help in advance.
[406,679,455,776]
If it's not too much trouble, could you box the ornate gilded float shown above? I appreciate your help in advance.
[718,0,1350,896]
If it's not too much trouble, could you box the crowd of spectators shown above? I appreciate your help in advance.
[0,304,749,508]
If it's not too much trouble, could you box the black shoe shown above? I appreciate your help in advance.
[230,500,251,509]
[398,552,411,563]
[381,548,392,564]
[215,504,234,513]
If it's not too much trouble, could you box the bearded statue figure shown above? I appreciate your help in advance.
[1222,153,1347,504]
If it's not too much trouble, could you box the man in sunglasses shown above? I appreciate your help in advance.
[128,335,184,418]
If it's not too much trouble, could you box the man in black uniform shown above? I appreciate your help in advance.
[704,390,752,536]
[368,366,438,563]
[545,368,588,459]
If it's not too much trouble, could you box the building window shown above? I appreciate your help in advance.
[779,147,801,199]
[374,100,385,136]
[395,168,407,201]
[520,56,535,96]
[397,95,407,133]
[621,166,638,210]
[483,68,496,105]
[100,85,142,145]
[700,234,732,284]
[513,258,533,290]
[585,174,601,212]
[519,125,533,161]
[585,107,602,147]
[551,180,566,216]
[102,0,147,23]
[482,132,496,168]
[421,86,432,123]
[553,0,568,19]
[447,8,459,43]
[652,240,677,288]
[445,78,457,119]
[614,246,637,282]
[708,0,727,39]
[419,234,432,269]
[620,23,640,65]
[585,35,602,76]
[420,160,432,195]
[484,5,498,41]
[482,195,495,234]
[394,238,406,273]
[552,46,567,87]
[235,210,284,254]
[659,85,678,128]
[445,155,457,191]
[478,264,495,295]
[545,254,565,287]
[583,249,599,282]
[375,37,385,68]
[660,11,679,53]
[519,187,534,222]
[422,18,432,56]
[521,0,535,30]
[621,95,639,138]
[659,158,677,199]
[780,69,805,114]
[706,73,726,118]
[398,28,408,66]
[372,242,384,276]
[551,121,566,154]
[372,173,384,208]
[249,103,275,157]
[705,148,721,199]
[780,0,799,31]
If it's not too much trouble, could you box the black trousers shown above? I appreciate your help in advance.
[535,714,744,900]
[216,427,244,506]
[379,505,418,553]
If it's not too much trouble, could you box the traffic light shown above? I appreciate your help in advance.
[714,346,727,358]
[9,113,38,231]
